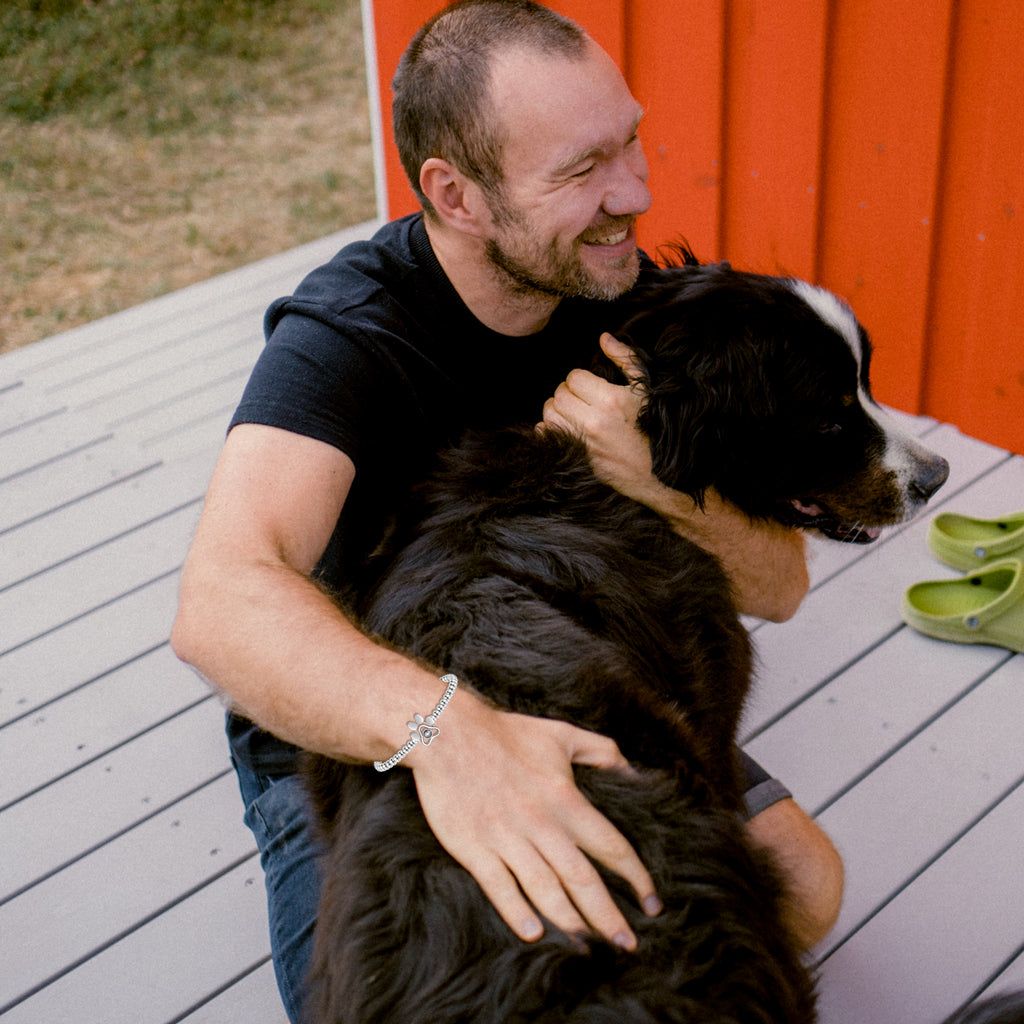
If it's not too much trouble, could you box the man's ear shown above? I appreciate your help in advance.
[419,158,491,237]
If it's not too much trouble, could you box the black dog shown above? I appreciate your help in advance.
[302,254,950,1023]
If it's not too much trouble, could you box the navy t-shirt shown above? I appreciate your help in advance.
[231,213,634,591]
[227,213,638,771]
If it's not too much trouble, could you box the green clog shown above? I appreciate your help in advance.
[928,510,1024,571]
[901,558,1024,652]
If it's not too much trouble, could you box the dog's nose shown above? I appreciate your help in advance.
[910,456,950,501]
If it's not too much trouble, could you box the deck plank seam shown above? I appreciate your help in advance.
[43,305,264,397]
[103,367,251,431]
[963,942,1024,1009]
[0,495,203,597]
[0,566,181,660]
[808,650,1017,818]
[0,640,172,731]
[0,460,165,540]
[138,404,237,449]
[0,766,236,911]
[742,622,905,745]
[0,405,70,440]
[0,848,261,1018]
[816,772,1024,966]
[0,433,115,488]
[71,335,258,413]
[0,690,219,817]
[163,954,275,1024]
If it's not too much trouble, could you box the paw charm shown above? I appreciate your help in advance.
[408,714,440,746]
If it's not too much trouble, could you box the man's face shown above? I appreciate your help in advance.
[482,41,651,303]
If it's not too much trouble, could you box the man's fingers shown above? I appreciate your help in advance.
[558,721,661,927]
[413,709,661,950]
[467,853,547,942]
[599,332,643,383]
[565,723,633,771]
[470,820,641,950]
[540,385,580,435]
[533,831,637,949]
[565,794,661,927]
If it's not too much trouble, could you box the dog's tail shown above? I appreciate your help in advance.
[940,991,1024,1024]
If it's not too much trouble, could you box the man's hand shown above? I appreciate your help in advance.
[543,333,809,622]
[407,692,662,948]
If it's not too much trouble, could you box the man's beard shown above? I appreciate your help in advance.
[484,210,640,302]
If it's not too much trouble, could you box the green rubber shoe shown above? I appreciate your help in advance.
[927,510,1024,571]
[902,558,1024,653]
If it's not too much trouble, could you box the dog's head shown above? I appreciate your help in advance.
[611,255,949,543]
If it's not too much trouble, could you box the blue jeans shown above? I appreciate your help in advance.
[231,755,323,1024]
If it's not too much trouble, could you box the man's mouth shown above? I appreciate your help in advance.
[786,499,883,544]
[587,228,630,246]
[582,222,634,249]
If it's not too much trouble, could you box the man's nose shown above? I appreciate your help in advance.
[603,145,652,218]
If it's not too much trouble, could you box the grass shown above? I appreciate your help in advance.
[0,0,376,353]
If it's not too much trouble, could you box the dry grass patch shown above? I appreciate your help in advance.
[1,0,375,354]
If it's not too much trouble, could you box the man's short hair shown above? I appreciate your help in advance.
[392,0,587,215]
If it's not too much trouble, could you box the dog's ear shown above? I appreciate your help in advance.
[630,321,775,506]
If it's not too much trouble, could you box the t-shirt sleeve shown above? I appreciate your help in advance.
[230,312,416,471]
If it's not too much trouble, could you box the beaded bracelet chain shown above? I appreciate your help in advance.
[373,673,459,772]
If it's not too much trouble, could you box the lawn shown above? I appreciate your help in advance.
[0,0,375,354]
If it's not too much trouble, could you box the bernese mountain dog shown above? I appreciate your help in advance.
[302,252,951,1023]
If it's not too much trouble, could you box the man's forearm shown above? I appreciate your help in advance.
[171,557,448,763]
[643,483,809,623]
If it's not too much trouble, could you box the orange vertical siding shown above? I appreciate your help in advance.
[368,1,1023,453]
[627,0,726,259]
[716,1,828,281]
[923,3,1024,455]
[812,0,953,414]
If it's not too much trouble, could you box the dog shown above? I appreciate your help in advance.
[301,251,950,1023]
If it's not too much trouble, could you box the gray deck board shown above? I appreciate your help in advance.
[0,452,214,591]
[816,655,1024,956]
[176,962,286,1024]
[0,773,253,1010]
[0,433,160,535]
[0,858,272,1024]
[1,644,211,808]
[818,777,1024,1024]
[2,216,1021,1023]
[0,573,181,726]
[0,699,230,900]
[0,500,202,652]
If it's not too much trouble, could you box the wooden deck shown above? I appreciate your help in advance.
[2,218,1022,1024]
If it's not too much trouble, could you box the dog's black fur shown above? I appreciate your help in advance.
[302,253,949,1023]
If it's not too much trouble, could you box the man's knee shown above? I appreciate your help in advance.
[745,797,845,949]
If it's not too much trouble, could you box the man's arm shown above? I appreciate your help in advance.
[542,334,809,622]
[172,422,660,947]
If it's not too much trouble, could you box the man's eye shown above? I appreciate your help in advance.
[571,164,595,179]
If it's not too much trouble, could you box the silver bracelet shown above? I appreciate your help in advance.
[373,673,459,772]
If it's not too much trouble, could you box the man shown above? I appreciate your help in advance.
[172,2,842,1020]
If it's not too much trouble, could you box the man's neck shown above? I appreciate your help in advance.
[424,216,560,337]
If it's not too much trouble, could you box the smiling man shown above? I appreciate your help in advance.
[172,2,840,1020]
[473,42,648,303]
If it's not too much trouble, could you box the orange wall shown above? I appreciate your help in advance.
[369,1,1024,454]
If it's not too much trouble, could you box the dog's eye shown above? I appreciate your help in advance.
[819,422,843,436]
